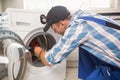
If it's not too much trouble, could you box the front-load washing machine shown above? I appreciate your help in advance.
[0,29,31,80]
[1,8,66,80]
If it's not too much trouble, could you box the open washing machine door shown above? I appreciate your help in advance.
[24,28,57,67]
[0,30,31,80]
[22,28,66,80]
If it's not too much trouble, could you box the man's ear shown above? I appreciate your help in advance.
[59,20,64,26]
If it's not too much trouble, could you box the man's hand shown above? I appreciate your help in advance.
[34,46,51,66]
[34,46,44,57]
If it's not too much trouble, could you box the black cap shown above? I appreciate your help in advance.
[43,6,70,32]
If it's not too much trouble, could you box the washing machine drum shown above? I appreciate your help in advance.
[0,30,31,80]
[25,32,56,67]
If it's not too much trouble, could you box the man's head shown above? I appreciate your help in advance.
[43,6,71,35]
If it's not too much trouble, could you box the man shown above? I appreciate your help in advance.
[34,6,120,80]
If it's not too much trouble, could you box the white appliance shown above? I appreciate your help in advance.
[0,29,31,80]
[1,8,66,80]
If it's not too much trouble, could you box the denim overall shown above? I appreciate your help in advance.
[78,16,120,80]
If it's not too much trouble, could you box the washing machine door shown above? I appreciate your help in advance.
[24,28,57,67]
[0,30,31,80]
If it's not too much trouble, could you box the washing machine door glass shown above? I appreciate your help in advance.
[26,32,56,67]
[0,30,31,80]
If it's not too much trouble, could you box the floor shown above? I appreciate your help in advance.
[66,68,79,80]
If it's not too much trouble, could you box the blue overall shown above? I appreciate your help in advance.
[78,16,120,80]
[78,48,120,80]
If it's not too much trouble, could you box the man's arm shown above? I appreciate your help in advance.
[40,51,51,66]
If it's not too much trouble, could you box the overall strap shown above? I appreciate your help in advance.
[80,16,120,30]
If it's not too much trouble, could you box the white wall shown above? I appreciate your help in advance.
[2,0,23,11]
[1,0,120,12]
[24,0,49,10]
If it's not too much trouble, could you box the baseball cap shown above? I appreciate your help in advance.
[43,6,70,32]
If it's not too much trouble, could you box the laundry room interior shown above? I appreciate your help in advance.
[0,0,120,80]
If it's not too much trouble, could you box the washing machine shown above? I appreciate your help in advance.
[0,29,32,80]
[1,8,66,80]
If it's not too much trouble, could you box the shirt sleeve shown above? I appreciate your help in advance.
[45,19,90,65]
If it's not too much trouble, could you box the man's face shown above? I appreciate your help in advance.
[51,20,69,35]
[51,23,65,35]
